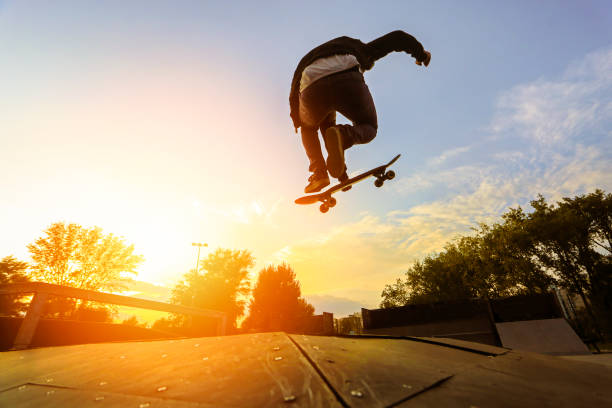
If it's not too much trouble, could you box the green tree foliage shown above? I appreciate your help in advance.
[382,228,552,308]
[27,222,143,291]
[380,189,611,337]
[71,304,113,322]
[242,263,314,332]
[121,315,147,328]
[170,248,254,331]
[525,191,612,336]
[380,277,410,308]
[26,222,143,319]
[336,314,363,335]
[0,256,30,316]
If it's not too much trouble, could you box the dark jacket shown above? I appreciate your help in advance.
[289,30,428,129]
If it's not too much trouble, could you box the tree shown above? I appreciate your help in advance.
[526,192,612,337]
[26,222,143,319]
[0,256,30,316]
[380,189,612,340]
[381,227,551,308]
[380,277,411,308]
[491,207,554,294]
[379,195,586,308]
[27,222,143,292]
[170,248,254,331]
[122,315,147,328]
[242,263,314,332]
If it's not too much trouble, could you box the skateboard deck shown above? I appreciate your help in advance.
[295,154,401,213]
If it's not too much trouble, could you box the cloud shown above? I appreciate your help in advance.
[393,165,484,195]
[284,212,473,308]
[392,173,434,195]
[491,47,612,144]
[394,48,612,198]
[192,198,282,226]
[427,145,472,166]
[304,294,368,318]
[278,47,612,309]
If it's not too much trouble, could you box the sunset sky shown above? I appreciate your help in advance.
[1,1,611,317]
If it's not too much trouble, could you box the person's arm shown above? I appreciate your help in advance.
[288,50,316,132]
[366,30,429,65]
[289,72,301,132]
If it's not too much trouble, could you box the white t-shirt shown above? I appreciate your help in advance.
[300,54,360,92]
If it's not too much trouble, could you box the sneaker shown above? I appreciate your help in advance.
[304,172,330,194]
[324,127,345,178]
[338,169,352,192]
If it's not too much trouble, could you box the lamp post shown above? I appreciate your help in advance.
[191,242,208,274]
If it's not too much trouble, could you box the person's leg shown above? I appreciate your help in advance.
[317,70,378,177]
[299,87,333,192]
[300,125,326,175]
[300,126,330,193]
[318,111,336,142]
[333,71,378,149]
[319,111,349,181]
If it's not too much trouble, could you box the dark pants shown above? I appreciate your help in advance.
[299,70,378,175]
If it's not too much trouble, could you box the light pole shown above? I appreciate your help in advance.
[192,242,208,274]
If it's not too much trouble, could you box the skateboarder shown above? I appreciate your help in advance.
[290,30,431,193]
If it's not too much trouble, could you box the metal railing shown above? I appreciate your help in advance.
[0,282,227,350]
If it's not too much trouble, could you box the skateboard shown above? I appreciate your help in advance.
[295,154,401,213]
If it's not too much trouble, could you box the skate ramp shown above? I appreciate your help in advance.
[2,332,611,407]
[495,318,590,355]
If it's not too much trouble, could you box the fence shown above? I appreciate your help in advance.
[361,294,567,346]
[362,298,500,345]
[0,282,227,350]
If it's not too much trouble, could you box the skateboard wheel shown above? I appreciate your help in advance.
[328,197,337,207]
[374,178,384,188]
[320,204,329,213]
[385,170,395,180]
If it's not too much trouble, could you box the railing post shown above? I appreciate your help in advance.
[12,292,49,350]
[216,314,227,336]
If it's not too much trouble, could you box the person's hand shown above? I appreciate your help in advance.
[416,50,431,67]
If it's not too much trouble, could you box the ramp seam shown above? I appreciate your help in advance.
[286,334,350,408]
[0,382,223,405]
[385,375,454,407]
[335,334,508,356]
[0,382,75,394]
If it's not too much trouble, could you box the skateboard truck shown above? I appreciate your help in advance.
[374,169,395,188]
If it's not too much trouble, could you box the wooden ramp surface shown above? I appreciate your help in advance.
[1,332,611,407]
[495,318,591,355]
